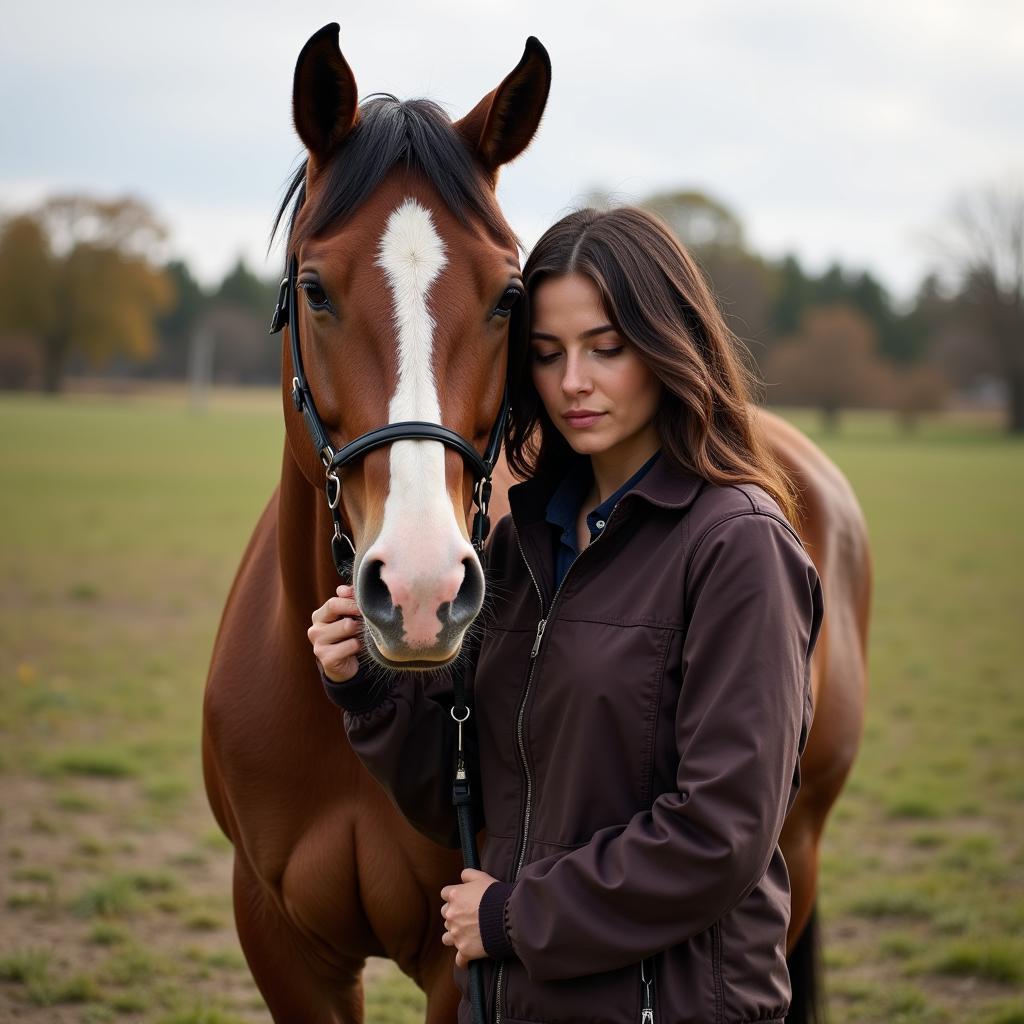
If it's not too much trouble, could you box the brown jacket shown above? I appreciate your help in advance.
[326,454,824,1024]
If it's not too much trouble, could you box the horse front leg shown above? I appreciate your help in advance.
[233,853,366,1023]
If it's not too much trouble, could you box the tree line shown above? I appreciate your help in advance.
[1,182,1021,433]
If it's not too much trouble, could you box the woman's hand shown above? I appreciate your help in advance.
[308,584,363,683]
[440,868,499,968]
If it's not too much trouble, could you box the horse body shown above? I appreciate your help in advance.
[763,410,871,967]
[202,24,869,1024]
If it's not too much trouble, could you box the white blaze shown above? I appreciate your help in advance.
[376,198,448,428]
[372,197,469,635]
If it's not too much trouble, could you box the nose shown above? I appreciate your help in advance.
[560,350,593,396]
[357,539,485,659]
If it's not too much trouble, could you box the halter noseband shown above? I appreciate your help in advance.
[269,254,508,577]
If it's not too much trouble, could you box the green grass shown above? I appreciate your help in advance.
[98,945,169,986]
[71,870,178,919]
[0,948,101,1006]
[0,391,1021,1022]
[790,407,1024,1018]
[931,941,1024,985]
[87,923,130,947]
[47,749,142,779]
[157,1009,249,1024]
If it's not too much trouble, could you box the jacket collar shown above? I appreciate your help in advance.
[505,451,707,606]
[507,449,707,529]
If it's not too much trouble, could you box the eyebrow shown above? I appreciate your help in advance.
[530,324,617,342]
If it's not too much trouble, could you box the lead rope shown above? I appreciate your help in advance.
[451,649,486,1024]
[452,489,491,1024]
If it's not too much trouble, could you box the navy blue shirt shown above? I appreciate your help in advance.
[545,449,662,592]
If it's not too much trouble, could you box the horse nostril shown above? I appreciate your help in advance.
[358,558,399,629]
[446,557,484,630]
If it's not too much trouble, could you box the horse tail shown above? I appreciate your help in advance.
[785,901,823,1024]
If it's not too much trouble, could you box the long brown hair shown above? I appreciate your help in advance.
[504,205,800,524]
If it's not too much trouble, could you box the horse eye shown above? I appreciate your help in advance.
[492,286,523,318]
[299,281,331,311]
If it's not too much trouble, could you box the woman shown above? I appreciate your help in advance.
[308,205,824,1024]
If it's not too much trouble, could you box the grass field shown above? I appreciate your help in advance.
[0,389,1021,1023]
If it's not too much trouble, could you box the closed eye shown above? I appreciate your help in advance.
[532,347,624,364]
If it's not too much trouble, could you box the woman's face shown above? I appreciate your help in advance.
[529,272,663,464]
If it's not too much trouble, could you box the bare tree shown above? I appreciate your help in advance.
[934,175,1024,432]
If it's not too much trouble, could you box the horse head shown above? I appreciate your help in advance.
[275,24,550,668]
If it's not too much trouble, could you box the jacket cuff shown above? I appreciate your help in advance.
[479,881,517,960]
[317,658,389,714]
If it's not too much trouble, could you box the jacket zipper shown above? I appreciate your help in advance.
[640,955,655,1023]
[492,501,627,1024]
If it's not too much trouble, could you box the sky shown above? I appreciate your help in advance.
[2,1,1022,310]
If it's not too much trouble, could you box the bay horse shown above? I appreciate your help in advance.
[202,23,871,1024]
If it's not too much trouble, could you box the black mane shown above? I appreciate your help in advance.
[270,94,520,267]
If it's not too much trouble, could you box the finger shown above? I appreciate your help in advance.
[310,616,363,644]
[310,595,362,625]
[330,594,361,615]
[455,950,466,969]
[315,634,364,675]
[461,868,487,881]
[313,638,362,671]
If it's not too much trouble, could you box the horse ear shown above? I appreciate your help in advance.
[292,23,359,172]
[454,37,551,178]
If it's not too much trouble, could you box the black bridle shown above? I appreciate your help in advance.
[269,253,509,579]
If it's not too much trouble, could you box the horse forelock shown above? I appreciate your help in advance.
[271,95,519,268]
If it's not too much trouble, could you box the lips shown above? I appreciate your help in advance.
[563,411,605,427]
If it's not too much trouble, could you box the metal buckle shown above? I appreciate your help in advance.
[333,520,356,556]
[269,277,289,334]
[326,470,341,509]
[450,705,471,756]
[474,475,492,516]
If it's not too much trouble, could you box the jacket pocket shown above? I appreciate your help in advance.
[501,953,642,1024]
[648,926,719,1024]
[525,621,671,846]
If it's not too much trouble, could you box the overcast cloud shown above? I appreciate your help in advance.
[2,0,1022,308]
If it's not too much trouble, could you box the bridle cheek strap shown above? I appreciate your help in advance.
[269,254,508,576]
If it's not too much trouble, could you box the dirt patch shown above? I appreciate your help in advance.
[0,775,427,1022]
[0,774,268,1022]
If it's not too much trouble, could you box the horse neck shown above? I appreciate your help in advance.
[277,440,347,619]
